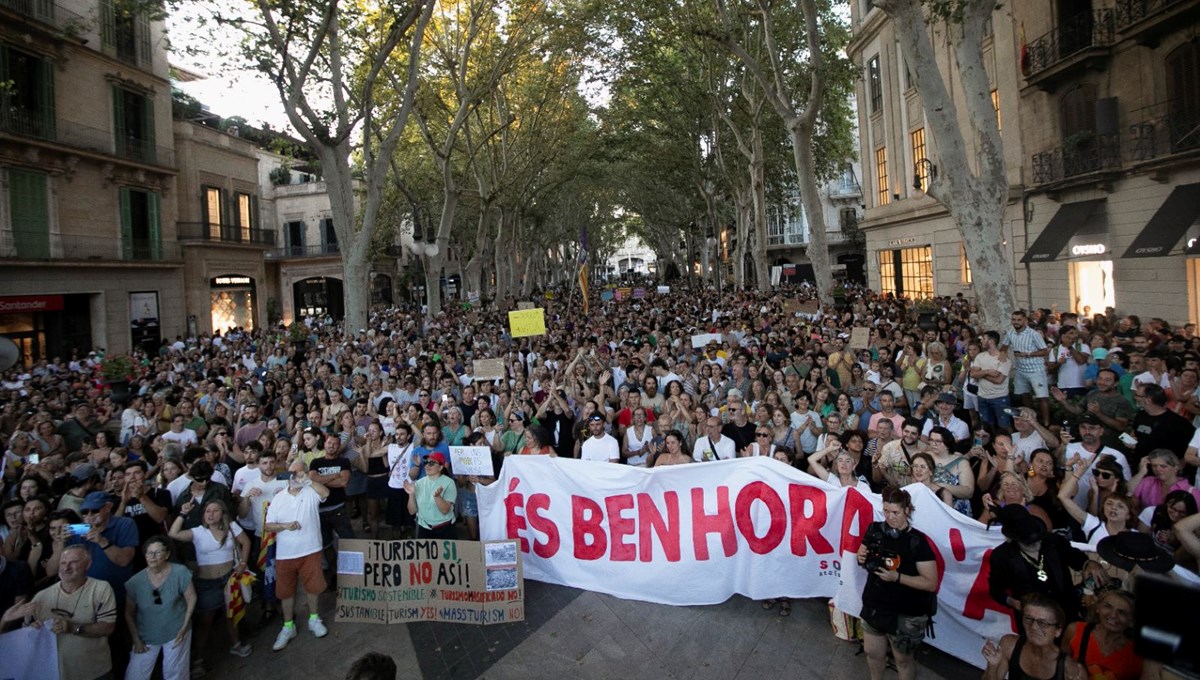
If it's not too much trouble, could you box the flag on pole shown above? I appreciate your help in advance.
[578,228,590,315]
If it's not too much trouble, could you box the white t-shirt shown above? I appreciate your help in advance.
[159,428,198,447]
[581,434,620,463]
[265,486,324,560]
[624,426,654,467]
[1064,443,1131,508]
[692,435,737,462]
[1050,343,1090,389]
[192,523,244,567]
[1011,430,1048,463]
[239,474,289,532]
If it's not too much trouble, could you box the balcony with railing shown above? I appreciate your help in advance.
[0,0,88,36]
[177,222,276,247]
[1025,10,1115,91]
[1,229,180,263]
[266,242,340,260]
[1126,99,1200,163]
[0,105,55,141]
[1,112,176,168]
[1030,132,1122,185]
[1114,0,1200,45]
[767,230,851,248]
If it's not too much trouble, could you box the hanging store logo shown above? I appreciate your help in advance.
[1071,244,1106,256]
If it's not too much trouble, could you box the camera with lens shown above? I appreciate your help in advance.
[862,546,902,574]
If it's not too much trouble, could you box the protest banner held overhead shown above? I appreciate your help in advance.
[336,539,524,625]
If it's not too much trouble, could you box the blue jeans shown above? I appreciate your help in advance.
[977,394,1013,429]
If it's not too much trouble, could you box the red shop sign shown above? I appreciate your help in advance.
[0,295,65,313]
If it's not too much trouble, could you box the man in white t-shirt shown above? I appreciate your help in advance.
[692,416,737,462]
[1049,327,1090,398]
[264,460,330,651]
[580,414,620,463]
[1063,413,1131,508]
[237,447,289,620]
[159,413,198,448]
[1010,407,1060,467]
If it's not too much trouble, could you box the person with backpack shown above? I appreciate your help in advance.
[856,486,940,680]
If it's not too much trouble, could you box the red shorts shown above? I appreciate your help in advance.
[275,552,325,598]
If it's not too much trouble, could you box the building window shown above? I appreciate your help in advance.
[839,207,858,232]
[119,187,161,260]
[202,186,225,239]
[868,55,882,113]
[1165,41,1199,153]
[1069,260,1114,316]
[0,45,55,141]
[911,128,928,192]
[879,246,933,298]
[285,220,305,255]
[234,192,256,242]
[112,86,156,164]
[875,147,890,206]
[960,243,973,284]
[6,168,50,258]
[320,217,337,252]
[100,0,151,67]
[991,89,1002,131]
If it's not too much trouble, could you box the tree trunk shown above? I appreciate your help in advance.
[314,145,373,331]
[750,127,769,290]
[878,0,1015,327]
[789,124,834,303]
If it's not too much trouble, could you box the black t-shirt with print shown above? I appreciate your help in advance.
[312,456,353,507]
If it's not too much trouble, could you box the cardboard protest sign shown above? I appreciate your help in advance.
[508,308,546,337]
[798,300,820,314]
[600,291,614,302]
[473,358,505,382]
[632,288,646,299]
[782,299,804,313]
[517,301,535,310]
[449,446,495,477]
[615,287,632,300]
[690,332,723,349]
[849,327,871,350]
[336,539,523,625]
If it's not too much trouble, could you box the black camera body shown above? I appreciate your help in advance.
[862,546,901,574]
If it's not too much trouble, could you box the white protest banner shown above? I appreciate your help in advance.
[449,446,495,477]
[690,332,723,349]
[479,457,1014,669]
[0,626,59,680]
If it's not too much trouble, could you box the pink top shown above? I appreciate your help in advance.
[1132,476,1199,509]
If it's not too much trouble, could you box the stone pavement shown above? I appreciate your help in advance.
[205,581,977,679]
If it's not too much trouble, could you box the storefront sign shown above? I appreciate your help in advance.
[212,276,252,287]
[1070,243,1106,256]
[479,457,1022,669]
[0,295,64,313]
[887,237,916,246]
[335,539,523,625]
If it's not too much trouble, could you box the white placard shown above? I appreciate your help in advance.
[449,445,495,477]
[691,332,723,349]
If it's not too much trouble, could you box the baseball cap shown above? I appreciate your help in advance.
[423,452,448,466]
[1092,348,1109,360]
[936,392,957,405]
[70,463,99,483]
[587,413,604,422]
[80,491,114,512]
[1078,412,1103,426]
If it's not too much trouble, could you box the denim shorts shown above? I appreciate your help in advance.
[457,489,478,518]
[861,611,929,656]
[195,570,233,613]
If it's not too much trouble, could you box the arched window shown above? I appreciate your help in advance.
[1165,41,1199,153]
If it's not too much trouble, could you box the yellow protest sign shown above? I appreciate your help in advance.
[508,308,546,337]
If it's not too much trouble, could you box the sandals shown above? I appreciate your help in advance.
[778,599,792,617]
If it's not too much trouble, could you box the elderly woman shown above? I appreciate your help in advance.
[980,471,1054,529]
[982,593,1085,680]
[125,535,196,680]
[1128,449,1196,510]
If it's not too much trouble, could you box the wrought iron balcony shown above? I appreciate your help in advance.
[0,106,55,141]
[1127,100,1200,163]
[767,230,850,248]
[1114,0,1200,44]
[1025,10,1114,90]
[0,229,180,262]
[266,243,341,259]
[0,0,88,34]
[177,222,276,247]
[1030,133,1121,185]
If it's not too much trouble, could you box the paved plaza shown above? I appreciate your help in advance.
[207,580,976,679]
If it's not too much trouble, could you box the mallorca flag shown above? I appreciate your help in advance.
[578,229,590,315]
[1019,22,1030,76]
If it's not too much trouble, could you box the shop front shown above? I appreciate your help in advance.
[0,294,93,363]
[210,274,257,333]
[293,276,344,321]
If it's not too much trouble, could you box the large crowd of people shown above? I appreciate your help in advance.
[1,281,1199,679]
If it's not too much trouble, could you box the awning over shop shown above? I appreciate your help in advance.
[1020,198,1107,263]
[1121,183,1200,258]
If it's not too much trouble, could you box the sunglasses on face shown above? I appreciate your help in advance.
[756,432,771,438]
[80,509,101,516]
[1093,470,1115,480]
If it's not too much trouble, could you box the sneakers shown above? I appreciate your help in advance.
[308,616,328,638]
[273,625,298,651]
[229,641,253,658]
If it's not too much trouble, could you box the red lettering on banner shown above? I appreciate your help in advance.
[572,496,607,560]
[691,486,737,560]
[638,492,681,562]
[788,485,834,556]
[503,478,529,553]
[949,528,966,562]
[605,494,637,561]
[961,547,1016,631]
[734,482,786,554]
[527,493,560,558]
[838,488,874,555]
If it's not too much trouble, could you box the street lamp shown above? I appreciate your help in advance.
[913,159,937,191]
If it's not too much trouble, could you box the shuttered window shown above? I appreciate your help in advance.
[0,45,55,140]
[8,169,50,258]
[1165,41,1199,153]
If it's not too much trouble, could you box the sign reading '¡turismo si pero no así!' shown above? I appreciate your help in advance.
[335,539,524,625]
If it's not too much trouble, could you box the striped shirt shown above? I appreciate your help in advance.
[1003,326,1047,374]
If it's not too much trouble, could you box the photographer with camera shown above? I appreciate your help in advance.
[857,486,939,680]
